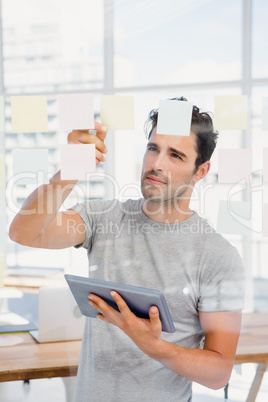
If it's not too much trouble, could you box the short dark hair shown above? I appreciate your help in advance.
[144,96,218,171]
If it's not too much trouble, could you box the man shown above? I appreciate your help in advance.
[9,97,244,402]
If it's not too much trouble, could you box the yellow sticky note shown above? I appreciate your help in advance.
[0,254,4,287]
[214,95,248,130]
[11,96,48,132]
[0,155,4,190]
[100,95,135,130]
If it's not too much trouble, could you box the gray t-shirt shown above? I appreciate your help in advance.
[71,198,244,402]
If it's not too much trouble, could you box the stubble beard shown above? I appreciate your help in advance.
[140,170,194,212]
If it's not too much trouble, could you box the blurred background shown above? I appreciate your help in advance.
[0,0,268,400]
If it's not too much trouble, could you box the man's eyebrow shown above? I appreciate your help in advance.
[147,142,187,159]
[169,147,187,159]
[147,142,158,148]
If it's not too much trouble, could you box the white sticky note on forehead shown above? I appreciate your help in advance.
[13,149,49,185]
[100,95,135,130]
[218,149,251,183]
[11,96,48,132]
[58,93,94,130]
[156,100,193,136]
[60,144,96,180]
[214,95,248,130]
[262,97,268,130]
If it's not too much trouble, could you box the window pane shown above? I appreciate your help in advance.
[114,0,242,87]
[251,86,268,279]
[252,0,268,79]
[2,0,104,93]
[2,0,105,273]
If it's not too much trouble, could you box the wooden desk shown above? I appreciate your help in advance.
[234,312,268,402]
[0,332,81,382]
[0,313,267,402]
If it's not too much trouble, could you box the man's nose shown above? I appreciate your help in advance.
[152,153,166,171]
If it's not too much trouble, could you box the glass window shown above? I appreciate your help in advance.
[250,86,268,279]
[114,0,242,87]
[2,0,104,93]
[2,0,105,275]
[252,0,268,79]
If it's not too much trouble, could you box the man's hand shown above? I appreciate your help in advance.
[67,122,108,165]
[88,291,163,356]
[88,291,242,390]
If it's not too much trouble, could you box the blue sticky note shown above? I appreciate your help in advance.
[217,200,251,236]
[12,149,49,185]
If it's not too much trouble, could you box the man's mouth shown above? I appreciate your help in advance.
[146,175,167,186]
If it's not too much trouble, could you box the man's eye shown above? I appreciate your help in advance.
[148,146,157,151]
[171,153,182,160]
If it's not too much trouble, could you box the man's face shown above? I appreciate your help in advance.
[141,128,200,205]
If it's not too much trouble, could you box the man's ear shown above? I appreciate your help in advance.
[193,161,210,183]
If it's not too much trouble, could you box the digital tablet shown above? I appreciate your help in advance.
[64,274,175,333]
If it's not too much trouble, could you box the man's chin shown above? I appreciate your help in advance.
[141,189,165,203]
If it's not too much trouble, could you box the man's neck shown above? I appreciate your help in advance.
[141,199,194,224]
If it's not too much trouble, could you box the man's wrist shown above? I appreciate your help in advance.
[145,338,172,360]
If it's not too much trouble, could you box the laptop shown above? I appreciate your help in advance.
[30,285,85,343]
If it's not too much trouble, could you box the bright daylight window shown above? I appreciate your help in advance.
[0,0,268,313]
[2,0,105,276]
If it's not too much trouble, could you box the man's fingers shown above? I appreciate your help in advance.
[88,293,118,318]
[94,122,108,142]
[110,291,132,319]
[95,149,106,163]
[149,306,162,332]
[77,132,107,154]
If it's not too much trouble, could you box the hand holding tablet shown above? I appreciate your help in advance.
[65,274,175,333]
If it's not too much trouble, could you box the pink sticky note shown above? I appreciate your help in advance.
[218,149,252,183]
[60,144,96,180]
[58,94,94,130]
[263,204,268,237]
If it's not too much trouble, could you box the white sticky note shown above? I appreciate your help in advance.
[157,100,193,136]
[12,149,48,185]
[0,254,4,287]
[60,144,96,180]
[0,155,4,190]
[11,96,48,132]
[0,96,4,132]
[263,204,268,237]
[218,149,251,183]
[58,93,94,130]
[100,96,135,130]
[262,98,268,130]
[214,95,248,130]
[217,200,251,236]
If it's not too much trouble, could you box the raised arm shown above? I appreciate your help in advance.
[9,123,107,249]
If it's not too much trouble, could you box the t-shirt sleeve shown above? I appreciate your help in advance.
[198,246,245,312]
[69,199,121,249]
[69,202,95,249]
